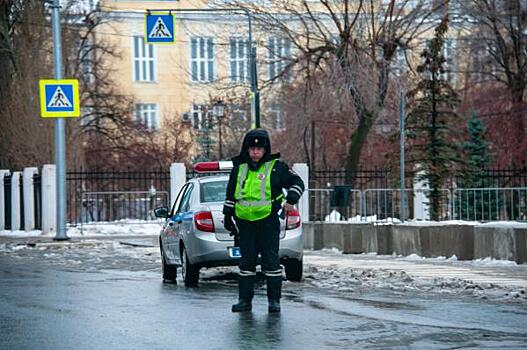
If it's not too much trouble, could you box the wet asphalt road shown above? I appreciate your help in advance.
[1,240,527,349]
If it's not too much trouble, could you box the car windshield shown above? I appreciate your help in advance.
[200,180,228,203]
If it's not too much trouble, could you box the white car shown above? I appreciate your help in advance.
[154,162,304,286]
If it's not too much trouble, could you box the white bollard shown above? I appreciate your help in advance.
[42,164,57,235]
[170,163,186,209]
[0,170,11,230]
[293,163,309,223]
[23,167,39,231]
[413,170,430,220]
[11,172,22,231]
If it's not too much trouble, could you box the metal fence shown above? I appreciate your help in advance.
[307,187,527,223]
[80,191,169,223]
[33,173,42,230]
[452,188,527,221]
[3,174,12,229]
[67,169,170,225]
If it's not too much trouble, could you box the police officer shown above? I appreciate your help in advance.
[223,129,305,313]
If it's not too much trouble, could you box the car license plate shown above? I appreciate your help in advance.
[228,247,241,258]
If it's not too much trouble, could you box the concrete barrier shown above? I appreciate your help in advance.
[474,226,527,263]
[419,225,474,260]
[303,222,527,263]
[391,225,421,256]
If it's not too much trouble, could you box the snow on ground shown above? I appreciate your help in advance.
[301,249,527,304]
[0,219,163,238]
[2,221,527,304]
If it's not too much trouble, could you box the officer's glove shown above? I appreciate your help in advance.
[224,215,240,247]
[224,215,238,234]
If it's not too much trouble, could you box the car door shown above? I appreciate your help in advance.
[172,183,194,263]
[163,183,188,262]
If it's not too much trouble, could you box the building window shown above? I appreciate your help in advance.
[132,36,155,82]
[441,38,456,82]
[79,39,93,83]
[135,103,158,130]
[392,46,407,75]
[268,104,284,130]
[229,37,249,83]
[190,37,215,82]
[267,37,291,81]
[191,104,214,130]
[80,107,94,127]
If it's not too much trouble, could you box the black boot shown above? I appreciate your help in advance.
[266,275,282,313]
[232,299,252,312]
[232,274,254,312]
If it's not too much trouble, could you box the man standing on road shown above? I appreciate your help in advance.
[223,129,304,313]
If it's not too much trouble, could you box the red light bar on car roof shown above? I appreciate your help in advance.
[194,161,233,173]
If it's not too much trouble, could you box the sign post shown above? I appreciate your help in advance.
[40,0,81,240]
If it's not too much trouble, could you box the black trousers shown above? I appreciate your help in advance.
[236,214,281,275]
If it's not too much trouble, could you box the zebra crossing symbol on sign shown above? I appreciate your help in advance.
[47,86,73,108]
[145,13,176,44]
[39,79,80,118]
[149,17,172,38]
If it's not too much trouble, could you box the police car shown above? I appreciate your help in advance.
[154,161,304,286]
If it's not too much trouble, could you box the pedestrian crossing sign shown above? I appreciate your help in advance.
[145,12,176,44]
[39,79,80,118]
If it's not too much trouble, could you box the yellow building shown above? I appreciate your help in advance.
[96,0,293,139]
[95,0,462,144]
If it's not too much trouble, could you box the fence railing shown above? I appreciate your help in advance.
[80,191,170,225]
[452,188,527,222]
[67,169,170,225]
[308,187,527,223]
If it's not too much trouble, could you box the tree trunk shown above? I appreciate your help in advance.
[0,2,15,97]
[344,109,373,184]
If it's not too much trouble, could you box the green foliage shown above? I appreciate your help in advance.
[456,110,500,220]
[405,17,461,220]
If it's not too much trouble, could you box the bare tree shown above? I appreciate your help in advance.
[456,0,527,165]
[0,0,55,169]
[0,1,186,170]
[224,0,439,181]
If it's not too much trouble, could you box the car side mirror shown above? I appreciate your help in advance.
[154,206,169,218]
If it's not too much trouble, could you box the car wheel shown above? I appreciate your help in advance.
[284,258,303,282]
[181,245,199,287]
[160,242,177,283]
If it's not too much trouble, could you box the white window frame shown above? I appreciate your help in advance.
[132,35,156,82]
[135,103,159,130]
[190,37,215,83]
[229,37,249,83]
[267,36,292,81]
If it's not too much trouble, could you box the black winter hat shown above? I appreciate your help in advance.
[241,129,271,154]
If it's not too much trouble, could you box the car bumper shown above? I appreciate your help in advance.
[185,226,304,267]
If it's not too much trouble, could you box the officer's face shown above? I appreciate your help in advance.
[248,146,265,162]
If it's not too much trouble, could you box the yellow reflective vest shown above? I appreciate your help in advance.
[234,159,280,221]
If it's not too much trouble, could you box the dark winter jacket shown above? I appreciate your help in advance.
[223,129,305,218]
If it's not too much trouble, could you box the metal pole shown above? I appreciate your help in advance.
[218,118,223,160]
[399,91,406,223]
[51,0,69,240]
[247,13,260,129]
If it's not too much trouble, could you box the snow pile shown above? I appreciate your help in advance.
[302,250,527,304]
